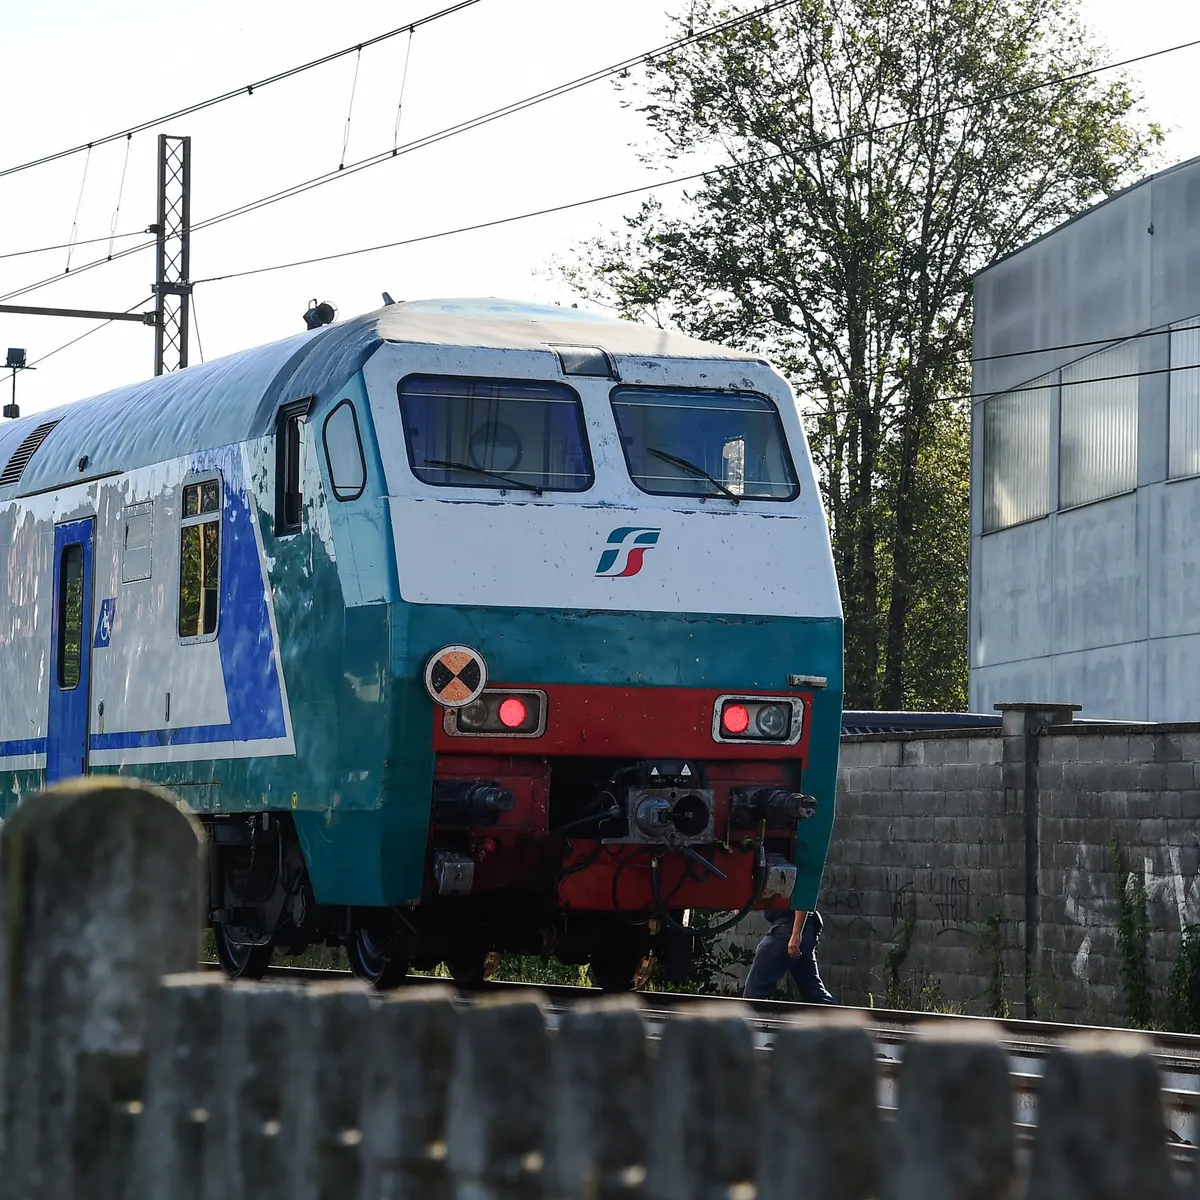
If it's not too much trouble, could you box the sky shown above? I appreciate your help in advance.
[2,0,1199,419]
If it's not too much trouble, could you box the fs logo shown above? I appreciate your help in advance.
[595,527,661,578]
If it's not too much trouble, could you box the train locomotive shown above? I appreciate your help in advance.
[0,298,843,990]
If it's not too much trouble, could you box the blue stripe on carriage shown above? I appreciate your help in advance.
[0,737,47,757]
[88,724,291,749]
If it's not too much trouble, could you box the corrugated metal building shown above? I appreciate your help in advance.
[970,154,1200,720]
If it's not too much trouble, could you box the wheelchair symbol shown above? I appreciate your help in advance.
[94,598,116,648]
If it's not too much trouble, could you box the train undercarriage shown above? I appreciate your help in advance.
[206,755,811,992]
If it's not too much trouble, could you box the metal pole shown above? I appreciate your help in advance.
[153,134,192,376]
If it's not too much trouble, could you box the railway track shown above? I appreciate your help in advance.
[201,960,1200,1162]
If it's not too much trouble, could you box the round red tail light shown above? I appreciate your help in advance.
[722,703,750,735]
[498,697,528,729]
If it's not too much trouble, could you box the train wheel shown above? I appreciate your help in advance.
[213,923,273,981]
[346,927,409,991]
[447,949,500,989]
[590,948,654,993]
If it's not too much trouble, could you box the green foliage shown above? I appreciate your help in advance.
[883,904,917,1007]
[1166,925,1200,1034]
[561,0,1162,709]
[1109,834,1153,1028]
[896,410,970,710]
[978,912,1010,1019]
[488,955,591,987]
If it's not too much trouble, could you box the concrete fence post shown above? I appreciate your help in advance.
[213,982,306,1200]
[644,1003,758,1200]
[127,973,228,1200]
[447,995,551,1200]
[995,702,1079,1019]
[547,997,649,1200]
[70,1046,148,1200]
[757,1011,879,1200]
[362,988,458,1200]
[285,982,380,1200]
[882,1021,1015,1200]
[1025,1032,1174,1200]
[0,779,203,1200]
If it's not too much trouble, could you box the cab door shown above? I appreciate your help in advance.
[46,518,95,783]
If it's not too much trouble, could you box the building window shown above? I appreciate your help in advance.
[982,373,1054,532]
[1169,317,1200,479]
[1059,342,1138,510]
[178,479,221,641]
[121,501,154,583]
[275,399,311,534]
[57,542,84,689]
[323,399,367,501]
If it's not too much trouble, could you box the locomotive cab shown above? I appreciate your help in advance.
[311,308,844,989]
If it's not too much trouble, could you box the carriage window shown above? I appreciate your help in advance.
[178,480,220,640]
[610,386,799,501]
[121,501,154,583]
[399,375,592,493]
[57,543,84,689]
[275,399,310,534]
[323,399,367,501]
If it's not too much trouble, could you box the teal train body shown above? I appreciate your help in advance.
[0,298,843,988]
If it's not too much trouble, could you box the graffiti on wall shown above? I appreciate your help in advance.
[1064,843,1200,982]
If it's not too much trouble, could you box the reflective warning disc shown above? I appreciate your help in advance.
[424,645,488,708]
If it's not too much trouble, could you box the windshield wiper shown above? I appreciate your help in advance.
[647,447,740,503]
[423,459,544,496]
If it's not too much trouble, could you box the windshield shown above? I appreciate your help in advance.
[610,386,799,501]
[399,375,593,493]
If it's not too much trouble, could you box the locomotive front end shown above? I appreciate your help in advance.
[354,306,845,990]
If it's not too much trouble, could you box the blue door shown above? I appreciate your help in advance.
[46,518,95,784]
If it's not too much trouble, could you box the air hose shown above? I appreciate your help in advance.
[649,840,769,939]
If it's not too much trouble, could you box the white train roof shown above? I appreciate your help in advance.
[0,298,761,498]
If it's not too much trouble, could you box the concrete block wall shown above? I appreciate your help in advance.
[737,715,1200,1026]
[818,731,1027,1015]
[1035,726,1200,1024]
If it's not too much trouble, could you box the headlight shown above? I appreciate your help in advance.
[755,703,790,738]
[443,689,547,738]
[712,695,804,745]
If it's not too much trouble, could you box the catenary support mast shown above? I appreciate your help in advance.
[153,133,192,376]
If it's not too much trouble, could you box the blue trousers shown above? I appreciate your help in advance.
[743,911,836,1003]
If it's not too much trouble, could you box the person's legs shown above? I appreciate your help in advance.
[787,912,837,1004]
[743,922,792,1000]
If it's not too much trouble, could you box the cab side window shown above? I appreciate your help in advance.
[275,399,311,535]
[178,479,221,640]
[323,399,367,501]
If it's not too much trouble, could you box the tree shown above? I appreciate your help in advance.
[561,0,1161,708]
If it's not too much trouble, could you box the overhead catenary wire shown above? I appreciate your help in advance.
[392,28,416,152]
[958,359,1200,405]
[107,135,134,261]
[5,17,1199,356]
[63,145,92,274]
[967,322,1200,368]
[338,47,363,171]
[185,33,1200,290]
[191,293,205,364]
[0,228,147,263]
[0,0,804,302]
[0,0,485,182]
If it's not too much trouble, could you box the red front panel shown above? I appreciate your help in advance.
[556,843,791,912]
[434,683,813,765]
